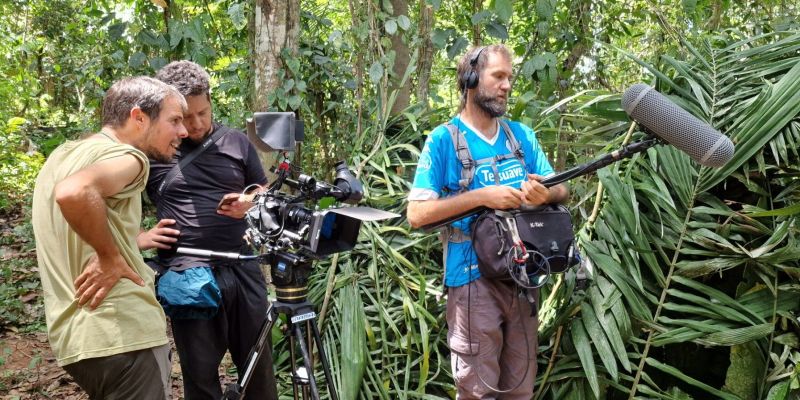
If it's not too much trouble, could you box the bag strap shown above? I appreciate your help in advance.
[440,120,530,268]
[499,119,526,162]
[444,122,474,195]
[444,120,527,193]
[156,125,231,197]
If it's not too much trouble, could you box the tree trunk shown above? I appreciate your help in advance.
[471,0,482,45]
[554,0,591,172]
[348,0,365,139]
[388,0,411,115]
[251,0,300,175]
[251,0,300,112]
[415,0,435,109]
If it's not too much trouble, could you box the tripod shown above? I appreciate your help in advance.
[176,247,339,400]
[227,251,338,400]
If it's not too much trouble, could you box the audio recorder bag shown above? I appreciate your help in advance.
[471,204,579,280]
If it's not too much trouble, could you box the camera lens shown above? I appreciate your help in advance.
[287,205,312,225]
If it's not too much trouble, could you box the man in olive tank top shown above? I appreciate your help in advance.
[32,76,188,399]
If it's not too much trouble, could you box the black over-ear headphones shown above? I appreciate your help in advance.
[464,46,486,90]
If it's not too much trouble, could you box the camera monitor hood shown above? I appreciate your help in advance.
[308,207,399,257]
[247,112,305,152]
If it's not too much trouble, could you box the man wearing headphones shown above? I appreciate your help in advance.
[406,44,568,398]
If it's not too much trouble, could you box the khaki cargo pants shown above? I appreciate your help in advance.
[447,278,538,400]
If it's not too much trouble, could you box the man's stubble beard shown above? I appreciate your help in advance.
[140,125,175,163]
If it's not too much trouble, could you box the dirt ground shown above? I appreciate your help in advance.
[1,330,90,399]
[0,329,238,399]
[0,211,244,399]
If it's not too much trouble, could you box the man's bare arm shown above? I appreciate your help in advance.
[137,219,180,250]
[407,185,525,229]
[409,176,569,229]
[55,155,146,309]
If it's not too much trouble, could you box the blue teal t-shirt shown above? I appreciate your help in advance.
[409,116,555,287]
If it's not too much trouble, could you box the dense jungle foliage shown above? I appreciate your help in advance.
[1,0,799,399]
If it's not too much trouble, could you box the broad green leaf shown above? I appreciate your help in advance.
[494,0,514,23]
[486,22,508,40]
[385,20,397,35]
[447,36,469,59]
[704,323,773,346]
[581,302,619,381]
[149,57,168,71]
[369,62,384,84]
[744,202,800,217]
[723,342,763,399]
[471,10,492,25]
[765,381,789,400]
[128,52,146,68]
[339,282,366,400]
[535,0,554,19]
[228,2,247,31]
[397,15,411,31]
[571,318,600,398]
[108,22,126,41]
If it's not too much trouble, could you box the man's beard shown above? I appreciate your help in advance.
[473,87,507,118]
[140,126,175,163]
[146,147,173,163]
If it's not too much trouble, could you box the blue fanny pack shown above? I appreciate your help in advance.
[157,266,222,320]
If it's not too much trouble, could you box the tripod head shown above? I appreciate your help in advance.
[174,247,314,303]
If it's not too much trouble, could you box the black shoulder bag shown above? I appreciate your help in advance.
[471,204,579,287]
[149,126,231,319]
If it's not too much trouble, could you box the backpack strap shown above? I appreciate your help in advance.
[444,122,474,195]
[499,119,526,163]
[440,123,473,250]
[445,120,527,192]
[440,119,529,243]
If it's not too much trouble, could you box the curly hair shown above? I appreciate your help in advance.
[155,60,211,97]
[101,76,185,128]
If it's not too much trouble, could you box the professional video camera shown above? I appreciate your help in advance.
[244,158,379,258]
[241,112,397,299]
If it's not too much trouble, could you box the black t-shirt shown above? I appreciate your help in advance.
[146,124,268,268]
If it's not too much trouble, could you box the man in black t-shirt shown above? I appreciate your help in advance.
[137,60,278,400]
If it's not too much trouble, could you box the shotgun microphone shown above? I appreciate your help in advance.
[622,83,734,168]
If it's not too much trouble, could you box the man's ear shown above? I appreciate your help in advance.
[129,107,149,129]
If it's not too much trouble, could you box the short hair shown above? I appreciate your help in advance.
[456,44,512,111]
[155,60,211,97]
[101,76,185,128]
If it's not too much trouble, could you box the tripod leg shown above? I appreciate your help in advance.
[222,303,277,400]
[289,330,300,400]
[309,319,339,400]
[292,323,321,400]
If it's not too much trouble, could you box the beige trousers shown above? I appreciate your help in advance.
[447,278,538,400]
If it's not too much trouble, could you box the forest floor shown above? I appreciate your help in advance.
[0,211,237,399]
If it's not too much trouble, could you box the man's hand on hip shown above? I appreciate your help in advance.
[74,253,145,310]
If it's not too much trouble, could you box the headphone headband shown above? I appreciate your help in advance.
[470,46,486,67]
